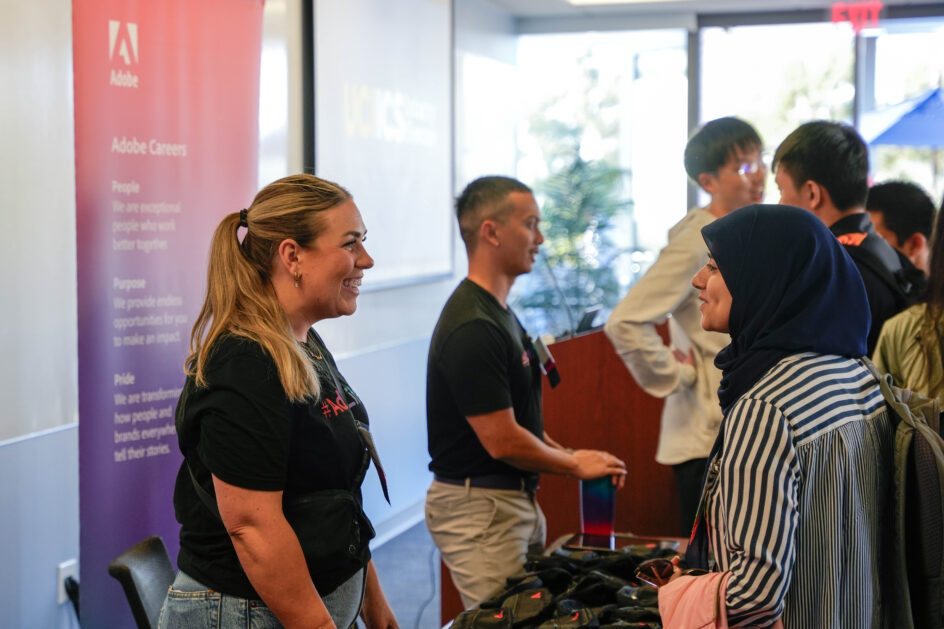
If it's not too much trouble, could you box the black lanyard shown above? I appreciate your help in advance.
[309,331,390,505]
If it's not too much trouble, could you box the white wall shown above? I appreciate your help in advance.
[0,0,518,625]
[454,0,519,185]
[0,0,80,627]
[0,0,79,442]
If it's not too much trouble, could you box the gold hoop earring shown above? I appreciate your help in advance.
[294,271,300,288]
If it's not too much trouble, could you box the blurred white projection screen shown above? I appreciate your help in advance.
[314,0,453,287]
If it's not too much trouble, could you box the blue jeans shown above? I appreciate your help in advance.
[158,569,365,629]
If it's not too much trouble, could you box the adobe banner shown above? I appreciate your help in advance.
[73,1,263,626]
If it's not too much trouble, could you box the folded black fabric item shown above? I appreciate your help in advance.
[593,546,675,580]
[586,570,632,592]
[500,588,554,628]
[581,555,639,582]
[557,573,630,608]
[544,548,603,566]
[599,605,661,623]
[614,585,658,608]
[537,568,575,594]
[462,543,668,628]
[534,599,603,629]
[507,567,573,595]
[480,575,545,609]
[625,546,678,565]
[452,607,514,629]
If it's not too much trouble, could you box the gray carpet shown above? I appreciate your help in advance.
[365,521,441,628]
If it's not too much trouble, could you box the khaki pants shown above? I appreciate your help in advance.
[425,479,546,610]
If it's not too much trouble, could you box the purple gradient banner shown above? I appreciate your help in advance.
[72,1,263,626]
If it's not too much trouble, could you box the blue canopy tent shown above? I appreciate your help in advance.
[860,87,944,195]
[864,87,944,148]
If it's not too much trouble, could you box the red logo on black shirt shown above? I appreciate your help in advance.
[837,232,867,246]
[321,388,350,417]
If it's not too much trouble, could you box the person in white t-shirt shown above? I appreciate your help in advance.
[604,117,764,534]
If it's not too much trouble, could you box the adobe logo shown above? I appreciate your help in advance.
[108,21,138,65]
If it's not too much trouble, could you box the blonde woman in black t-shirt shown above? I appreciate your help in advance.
[160,174,398,629]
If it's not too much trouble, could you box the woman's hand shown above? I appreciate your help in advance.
[665,555,684,584]
[361,599,398,629]
[635,556,707,588]
[360,561,399,629]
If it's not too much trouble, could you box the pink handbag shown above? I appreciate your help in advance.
[658,571,785,628]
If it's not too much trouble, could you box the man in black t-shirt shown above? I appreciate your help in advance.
[773,121,923,353]
[425,176,627,609]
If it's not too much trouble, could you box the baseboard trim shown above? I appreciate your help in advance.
[371,497,426,548]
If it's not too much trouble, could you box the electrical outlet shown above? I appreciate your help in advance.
[57,558,78,604]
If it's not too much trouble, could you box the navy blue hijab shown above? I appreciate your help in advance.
[701,205,871,415]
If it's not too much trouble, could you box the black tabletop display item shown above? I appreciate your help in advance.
[451,543,677,629]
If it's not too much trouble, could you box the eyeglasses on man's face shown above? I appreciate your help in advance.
[734,159,767,177]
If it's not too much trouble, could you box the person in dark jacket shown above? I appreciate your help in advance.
[773,121,923,353]
[866,179,937,275]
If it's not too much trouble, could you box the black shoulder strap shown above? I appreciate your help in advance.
[187,332,392,523]
[856,231,903,273]
[843,236,918,307]
[187,460,223,522]
[310,330,390,505]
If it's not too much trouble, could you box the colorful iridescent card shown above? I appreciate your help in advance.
[579,476,616,537]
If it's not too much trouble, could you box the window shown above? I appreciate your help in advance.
[511,29,688,339]
[867,18,944,202]
[701,21,855,203]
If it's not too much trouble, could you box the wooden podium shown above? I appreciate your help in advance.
[439,330,681,625]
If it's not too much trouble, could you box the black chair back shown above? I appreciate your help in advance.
[107,535,175,629]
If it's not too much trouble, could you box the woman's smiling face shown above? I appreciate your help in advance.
[296,199,374,322]
[692,256,732,333]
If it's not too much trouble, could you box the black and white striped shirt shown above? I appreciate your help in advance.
[705,353,893,628]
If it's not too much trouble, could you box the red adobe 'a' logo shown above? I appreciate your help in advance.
[108,21,139,65]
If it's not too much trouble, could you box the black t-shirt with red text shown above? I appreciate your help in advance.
[173,331,369,599]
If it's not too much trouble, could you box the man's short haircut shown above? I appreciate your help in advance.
[456,175,532,250]
[866,180,937,242]
[772,120,869,212]
[683,116,763,183]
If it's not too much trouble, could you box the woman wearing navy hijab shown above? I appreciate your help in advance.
[657,205,894,628]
